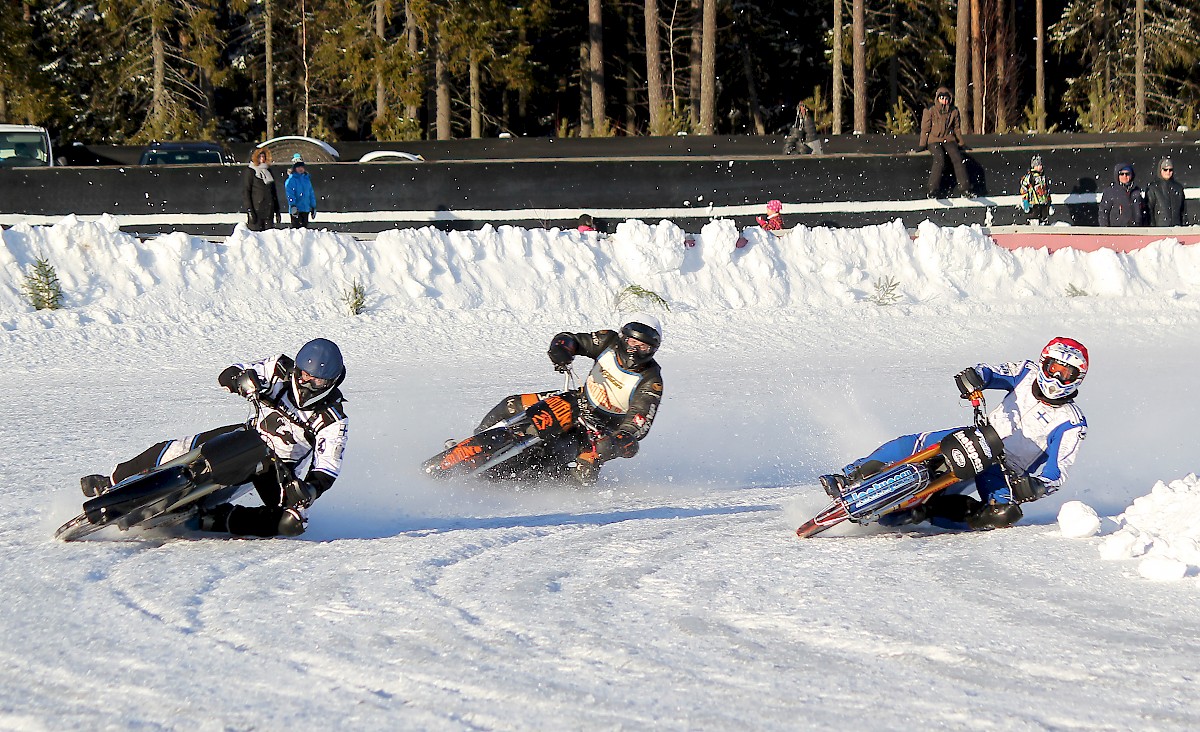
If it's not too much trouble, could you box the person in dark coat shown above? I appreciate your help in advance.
[243,148,281,231]
[913,86,974,198]
[783,103,823,155]
[1098,163,1146,227]
[1143,157,1186,226]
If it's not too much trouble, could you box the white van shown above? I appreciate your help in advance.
[0,124,55,167]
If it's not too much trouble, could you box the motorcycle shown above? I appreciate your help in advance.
[56,389,301,542]
[422,368,603,483]
[796,389,1014,539]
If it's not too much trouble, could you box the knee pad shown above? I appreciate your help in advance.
[967,503,1023,531]
[277,508,308,537]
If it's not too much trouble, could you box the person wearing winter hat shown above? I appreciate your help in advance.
[912,87,974,199]
[756,199,784,232]
[284,160,317,229]
[1143,157,1186,226]
[1019,155,1052,225]
[1098,162,1145,227]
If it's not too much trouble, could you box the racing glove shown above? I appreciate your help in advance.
[954,367,985,399]
[235,369,266,398]
[547,335,577,371]
[596,431,639,461]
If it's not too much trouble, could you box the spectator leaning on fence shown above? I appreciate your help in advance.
[1098,163,1146,227]
[913,86,974,199]
[1143,157,1186,227]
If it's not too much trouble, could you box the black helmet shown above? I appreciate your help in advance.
[291,338,344,407]
[615,313,663,369]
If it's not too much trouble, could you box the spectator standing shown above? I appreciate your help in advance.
[1144,157,1186,226]
[285,161,317,229]
[914,87,974,198]
[243,148,281,231]
[1019,155,1052,225]
[576,214,596,232]
[784,103,823,155]
[1098,163,1146,227]
[756,199,784,232]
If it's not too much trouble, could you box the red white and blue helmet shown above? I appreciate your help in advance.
[1037,337,1088,400]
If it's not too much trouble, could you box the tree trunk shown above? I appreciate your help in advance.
[1035,0,1045,131]
[580,42,593,136]
[265,0,275,137]
[698,0,716,134]
[1135,0,1145,130]
[150,5,167,133]
[993,0,1008,132]
[404,0,418,124]
[0,78,7,123]
[645,0,666,135]
[588,0,607,135]
[739,36,764,134]
[375,0,386,124]
[955,0,970,133]
[470,53,482,138]
[971,0,983,133]
[852,0,865,133]
[436,40,451,140]
[300,0,310,136]
[833,0,843,134]
[689,0,702,127]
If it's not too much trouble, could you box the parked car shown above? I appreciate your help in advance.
[0,124,55,167]
[139,141,233,165]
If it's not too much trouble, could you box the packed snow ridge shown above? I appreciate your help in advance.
[3,215,1200,327]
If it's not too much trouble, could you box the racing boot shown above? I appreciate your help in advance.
[570,449,601,487]
[197,503,235,533]
[80,474,113,498]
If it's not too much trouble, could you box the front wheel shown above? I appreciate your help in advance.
[55,512,108,542]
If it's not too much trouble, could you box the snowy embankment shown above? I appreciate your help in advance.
[4,216,1200,729]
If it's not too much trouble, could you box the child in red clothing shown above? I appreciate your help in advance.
[756,200,784,231]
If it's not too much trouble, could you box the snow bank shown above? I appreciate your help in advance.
[1098,474,1200,583]
[3,216,1200,327]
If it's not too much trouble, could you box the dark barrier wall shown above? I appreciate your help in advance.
[4,134,1197,236]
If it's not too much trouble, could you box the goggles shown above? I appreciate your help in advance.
[623,336,655,356]
[1042,358,1081,385]
[1118,171,1133,177]
[297,369,334,389]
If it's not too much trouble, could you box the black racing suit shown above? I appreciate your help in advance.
[478,329,663,481]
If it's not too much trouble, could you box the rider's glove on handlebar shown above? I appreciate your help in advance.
[954,367,985,399]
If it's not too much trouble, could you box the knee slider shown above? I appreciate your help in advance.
[277,508,307,537]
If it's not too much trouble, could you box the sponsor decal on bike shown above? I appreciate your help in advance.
[952,431,985,474]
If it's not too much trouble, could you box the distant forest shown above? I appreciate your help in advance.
[1,0,1197,144]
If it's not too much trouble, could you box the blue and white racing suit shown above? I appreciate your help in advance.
[847,360,1087,505]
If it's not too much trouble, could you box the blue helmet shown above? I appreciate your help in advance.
[291,338,344,407]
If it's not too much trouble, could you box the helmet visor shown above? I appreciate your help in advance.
[1042,358,1081,385]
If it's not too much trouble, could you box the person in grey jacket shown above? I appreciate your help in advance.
[1098,163,1145,227]
[783,103,823,155]
[1143,157,1186,226]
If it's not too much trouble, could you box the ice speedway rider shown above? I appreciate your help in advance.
[79,338,349,537]
[475,313,665,485]
[820,337,1088,530]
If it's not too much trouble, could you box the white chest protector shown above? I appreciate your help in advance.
[585,349,643,415]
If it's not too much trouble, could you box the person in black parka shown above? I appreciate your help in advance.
[243,148,281,231]
[1098,162,1146,227]
[1144,157,1186,226]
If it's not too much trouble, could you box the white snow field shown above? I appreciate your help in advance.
[4,216,1200,730]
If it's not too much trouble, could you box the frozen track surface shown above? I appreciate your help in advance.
[5,307,1200,730]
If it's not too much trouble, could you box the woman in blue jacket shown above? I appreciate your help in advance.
[284,161,317,228]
